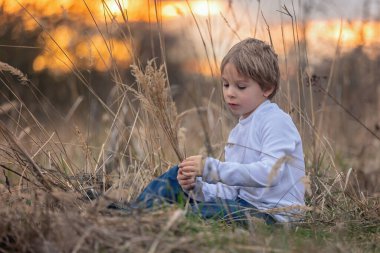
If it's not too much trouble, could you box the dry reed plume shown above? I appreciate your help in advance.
[0,61,29,85]
[130,60,184,162]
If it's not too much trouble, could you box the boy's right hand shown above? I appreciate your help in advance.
[177,167,195,191]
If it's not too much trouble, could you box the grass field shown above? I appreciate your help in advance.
[1,1,380,252]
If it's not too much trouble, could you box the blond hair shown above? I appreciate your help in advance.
[220,38,280,99]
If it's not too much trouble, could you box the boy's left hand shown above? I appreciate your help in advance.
[179,155,205,177]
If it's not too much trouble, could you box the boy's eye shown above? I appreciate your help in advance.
[223,83,229,88]
[237,85,246,90]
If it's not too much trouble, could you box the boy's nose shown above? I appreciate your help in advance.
[226,87,236,98]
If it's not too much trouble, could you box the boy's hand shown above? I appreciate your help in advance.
[177,168,195,191]
[179,155,205,177]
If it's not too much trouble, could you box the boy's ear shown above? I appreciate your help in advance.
[263,86,275,98]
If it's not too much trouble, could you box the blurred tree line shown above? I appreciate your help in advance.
[0,5,198,124]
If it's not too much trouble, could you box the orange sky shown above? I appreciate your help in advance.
[1,0,379,74]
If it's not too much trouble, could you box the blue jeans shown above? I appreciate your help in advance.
[109,166,276,225]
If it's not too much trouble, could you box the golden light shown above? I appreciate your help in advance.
[49,51,76,73]
[59,0,76,8]
[190,1,220,16]
[313,20,375,47]
[111,39,132,63]
[362,22,380,47]
[162,4,186,18]
[183,59,216,76]
[2,0,380,75]
[33,56,46,72]
[89,35,111,71]
[341,27,361,46]
[2,0,22,13]
[29,0,74,16]
[363,24,376,40]
[102,0,128,16]
[31,25,79,73]
[22,16,39,31]
[160,1,222,20]
[33,49,75,73]
[51,26,76,48]
[76,35,132,72]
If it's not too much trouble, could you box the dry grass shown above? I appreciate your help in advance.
[0,1,379,252]
[130,60,184,162]
[1,59,379,252]
[0,61,29,85]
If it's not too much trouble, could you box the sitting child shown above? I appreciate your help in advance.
[114,38,305,224]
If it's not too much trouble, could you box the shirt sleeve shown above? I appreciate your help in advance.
[187,177,239,202]
[202,114,299,187]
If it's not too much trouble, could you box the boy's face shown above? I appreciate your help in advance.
[222,63,273,119]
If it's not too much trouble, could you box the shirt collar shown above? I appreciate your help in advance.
[238,99,271,125]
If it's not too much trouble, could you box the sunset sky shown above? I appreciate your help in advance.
[1,0,379,74]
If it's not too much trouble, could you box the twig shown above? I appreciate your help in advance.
[261,11,273,47]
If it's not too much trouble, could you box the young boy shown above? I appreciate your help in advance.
[126,38,305,224]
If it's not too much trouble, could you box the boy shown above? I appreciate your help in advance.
[127,38,305,224]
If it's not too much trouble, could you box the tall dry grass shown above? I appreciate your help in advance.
[129,60,184,162]
[0,1,379,252]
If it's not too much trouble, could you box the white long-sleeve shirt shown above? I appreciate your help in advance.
[191,100,305,222]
